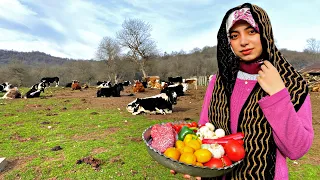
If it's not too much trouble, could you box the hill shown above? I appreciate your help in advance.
[0,49,77,65]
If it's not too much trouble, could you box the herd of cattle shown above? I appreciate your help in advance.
[1,75,202,115]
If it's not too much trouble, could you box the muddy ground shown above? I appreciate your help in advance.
[53,85,207,121]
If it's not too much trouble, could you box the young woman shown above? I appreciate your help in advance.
[173,3,314,180]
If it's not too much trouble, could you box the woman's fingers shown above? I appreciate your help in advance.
[170,170,176,175]
[263,60,272,68]
[183,174,191,179]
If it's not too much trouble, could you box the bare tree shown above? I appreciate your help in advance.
[304,38,320,54]
[96,37,121,83]
[116,19,157,78]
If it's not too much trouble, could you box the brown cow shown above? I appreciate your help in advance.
[143,76,160,88]
[71,80,82,90]
[184,77,198,90]
[133,81,145,93]
[1,87,22,99]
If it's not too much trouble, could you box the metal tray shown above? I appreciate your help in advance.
[142,124,242,178]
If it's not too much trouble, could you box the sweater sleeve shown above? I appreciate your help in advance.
[258,88,314,160]
[198,75,216,125]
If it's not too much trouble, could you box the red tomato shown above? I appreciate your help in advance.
[224,139,245,162]
[191,122,198,127]
[221,156,232,167]
[173,125,181,133]
[203,158,224,168]
[237,139,244,146]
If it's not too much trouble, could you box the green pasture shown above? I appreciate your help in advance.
[0,88,318,179]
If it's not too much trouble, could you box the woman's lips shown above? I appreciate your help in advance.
[241,49,253,55]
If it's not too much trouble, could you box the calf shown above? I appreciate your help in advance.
[126,88,177,115]
[1,87,21,99]
[24,82,46,98]
[41,77,59,87]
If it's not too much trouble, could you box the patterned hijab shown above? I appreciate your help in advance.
[208,3,308,179]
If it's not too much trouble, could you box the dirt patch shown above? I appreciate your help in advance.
[48,86,205,121]
[0,156,36,179]
[10,133,34,142]
[91,147,109,155]
[72,127,120,141]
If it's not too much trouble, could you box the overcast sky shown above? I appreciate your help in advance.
[0,0,319,59]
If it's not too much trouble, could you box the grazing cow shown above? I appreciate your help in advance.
[0,82,12,92]
[24,82,46,98]
[41,77,59,87]
[133,81,145,93]
[126,88,178,115]
[168,76,183,84]
[1,87,21,99]
[161,84,184,96]
[71,80,82,90]
[183,77,198,90]
[97,83,124,97]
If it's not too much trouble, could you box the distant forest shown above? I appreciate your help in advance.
[0,47,319,87]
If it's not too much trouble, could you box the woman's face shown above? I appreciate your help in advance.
[229,20,262,62]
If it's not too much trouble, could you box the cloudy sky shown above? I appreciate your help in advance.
[0,0,319,59]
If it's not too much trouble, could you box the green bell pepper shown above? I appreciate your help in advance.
[178,126,196,141]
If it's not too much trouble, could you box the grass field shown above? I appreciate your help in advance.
[0,87,319,179]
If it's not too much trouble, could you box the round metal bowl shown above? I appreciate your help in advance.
[142,124,242,178]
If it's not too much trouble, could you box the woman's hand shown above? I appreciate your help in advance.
[170,170,201,180]
[257,60,285,96]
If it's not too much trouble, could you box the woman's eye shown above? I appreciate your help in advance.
[229,34,238,40]
[249,29,256,34]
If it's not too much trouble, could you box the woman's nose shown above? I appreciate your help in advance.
[240,34,249,47]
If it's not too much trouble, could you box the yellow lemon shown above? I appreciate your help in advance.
[164,147,181,161]
[179,152,197,165]
[194,149,212,163]
[179,146,195,154]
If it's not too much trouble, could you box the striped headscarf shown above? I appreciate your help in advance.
[208,3,308,180]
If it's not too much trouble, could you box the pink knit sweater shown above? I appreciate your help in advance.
[199,75,314,179]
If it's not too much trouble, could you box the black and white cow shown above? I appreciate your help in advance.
[41,77,59,87]
[0,82,12,92]
[97,81,112,88]
[24,82,46,98]
[168,76,183,84]
[97,83,124,97]
[122,81,131,86]
[161,84,184,97]
[126,88,178,115]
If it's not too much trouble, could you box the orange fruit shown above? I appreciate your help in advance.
[179,146,194,154]
[195,162,204,167]
[179,152,197,165]
[194,149,212,163]
[164,147,181,161]
[185,139,201,151]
